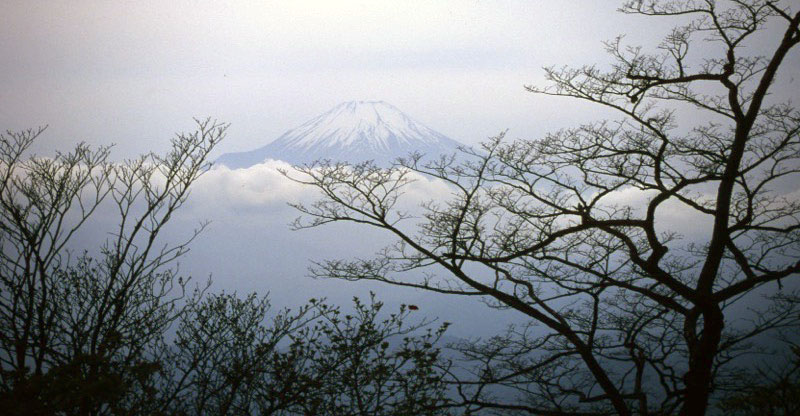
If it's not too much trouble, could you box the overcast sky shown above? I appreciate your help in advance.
[3,1,799,337]
[0,0,690,158]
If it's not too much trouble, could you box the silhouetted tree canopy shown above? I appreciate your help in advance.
[0,122,451,415]
[289,1,800,415]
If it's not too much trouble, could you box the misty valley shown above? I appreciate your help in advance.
[2,1,800,416]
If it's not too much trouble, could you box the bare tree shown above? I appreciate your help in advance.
[153,292,452,416]
[0,122,452,416]
[288,1,800,415]
[0,120,226,414]
[716,339,800,415]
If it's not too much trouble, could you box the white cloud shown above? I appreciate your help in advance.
[596,186,715,240]
[184,161,747,244]
[192,160,307,208]
[187,160,451,214]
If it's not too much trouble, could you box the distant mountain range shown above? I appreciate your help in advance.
[215,101,463,168]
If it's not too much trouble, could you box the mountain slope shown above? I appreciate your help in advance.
[216,101,462,168]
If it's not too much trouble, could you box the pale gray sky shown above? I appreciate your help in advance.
[1,1,682,158]
[3,1,799,338]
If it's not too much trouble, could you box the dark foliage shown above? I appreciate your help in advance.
[0,123,451,415]
[288,1,800,415]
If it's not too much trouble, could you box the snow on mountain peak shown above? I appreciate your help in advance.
[216,101,463,168]
[283,100,442,150]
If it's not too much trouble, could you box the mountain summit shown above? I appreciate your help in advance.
[216,101,462,168]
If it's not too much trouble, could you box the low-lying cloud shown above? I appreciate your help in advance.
[130,161,800,338]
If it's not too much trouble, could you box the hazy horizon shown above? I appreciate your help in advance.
[3,0,799,339]
[2,1,687,160]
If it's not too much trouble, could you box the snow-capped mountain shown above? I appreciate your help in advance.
[216,101,463,168]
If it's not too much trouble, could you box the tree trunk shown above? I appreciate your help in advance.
[680,305,724,416]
